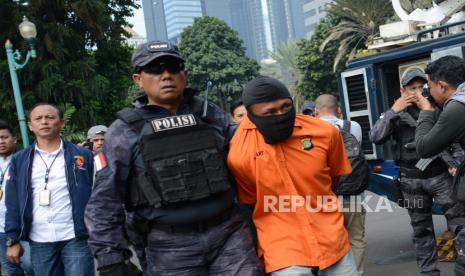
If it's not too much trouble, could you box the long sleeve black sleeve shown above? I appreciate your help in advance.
[415,101,465,158]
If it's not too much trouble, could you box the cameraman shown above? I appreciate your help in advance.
[370,66,462,275]
[415,55,465,276]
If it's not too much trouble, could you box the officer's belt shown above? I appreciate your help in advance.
[149,207,232,233]
[400,166,445,179]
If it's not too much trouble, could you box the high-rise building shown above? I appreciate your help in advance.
[204,0,232,26]
[164,0,205,42]
[142,0,205,42]
[141,0,308,61]
[285,0,305,39]
[302,0,333,37]
[142,0,168,41]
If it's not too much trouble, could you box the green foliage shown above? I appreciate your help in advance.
[321,0,394,70]
[179,16,260,109]
[296,16,345,101]
[0,0,137,145]
[60,103,86,143]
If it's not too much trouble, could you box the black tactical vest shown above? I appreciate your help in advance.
[393,112,420,166]
[117,100,232,209]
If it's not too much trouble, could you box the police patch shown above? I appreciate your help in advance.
[151,114,197,132]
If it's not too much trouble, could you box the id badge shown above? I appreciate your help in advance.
[39,189,51,206]
[0,189,3,201]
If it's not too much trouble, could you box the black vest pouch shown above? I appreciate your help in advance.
[126,171,163,210]
[140,124,231,205]
[395,112,420,166]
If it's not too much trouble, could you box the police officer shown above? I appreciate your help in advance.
[415,55,465,275]
[84,41,263,276]
[370,67,465,276]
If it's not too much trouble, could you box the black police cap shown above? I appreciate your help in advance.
[132,41,184,68]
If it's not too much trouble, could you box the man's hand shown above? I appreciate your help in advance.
[415,91,435,111]
[391,95,417,113]
[6,243,23,264]
[449,167,457,177]
[99,261,143,276]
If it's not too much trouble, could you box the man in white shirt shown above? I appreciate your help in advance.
[0,120,34,275]
[5,103,94,276]
[315,94,367,276]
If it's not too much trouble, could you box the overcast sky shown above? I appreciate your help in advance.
[128,0,147,37]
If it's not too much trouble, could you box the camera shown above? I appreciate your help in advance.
[422,85,432,101]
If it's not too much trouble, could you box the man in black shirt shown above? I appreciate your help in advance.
[415,55,465,276]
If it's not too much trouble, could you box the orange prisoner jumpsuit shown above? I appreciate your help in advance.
[227,114,352,273]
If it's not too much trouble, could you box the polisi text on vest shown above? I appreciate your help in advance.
[151,114,197,132]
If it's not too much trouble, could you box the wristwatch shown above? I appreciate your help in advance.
[6,238,19,247]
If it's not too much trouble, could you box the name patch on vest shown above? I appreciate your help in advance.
[151,114,197,132]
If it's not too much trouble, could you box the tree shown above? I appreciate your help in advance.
[0,0,137,143]
[179,16,260,109]
[320,0,394,71]
[296,16,344,101]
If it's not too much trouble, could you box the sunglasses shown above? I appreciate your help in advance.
[139,62,185,75]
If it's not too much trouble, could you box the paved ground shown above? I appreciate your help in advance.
[364,191,454,276]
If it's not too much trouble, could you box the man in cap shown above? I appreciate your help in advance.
[227,76,358,275]
[86,125,107,152]
[370,66,465,275]
[301,101,316,116]
[84,41,263,276]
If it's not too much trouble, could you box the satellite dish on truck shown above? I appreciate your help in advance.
[369,0,465,50]
[391,0,465,25]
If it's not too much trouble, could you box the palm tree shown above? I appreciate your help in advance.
[320,0,394,71]
[261,40,303,108]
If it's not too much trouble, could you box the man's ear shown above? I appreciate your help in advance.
[314,107,320,118]
[438,80,450,93]
[132,73,142,88]
[337,107,342,119]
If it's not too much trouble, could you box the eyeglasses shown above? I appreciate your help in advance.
[139,62,185,75]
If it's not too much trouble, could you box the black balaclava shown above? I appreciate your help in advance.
[242,76,296,144]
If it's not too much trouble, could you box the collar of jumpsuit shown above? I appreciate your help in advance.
[227,114,352,273]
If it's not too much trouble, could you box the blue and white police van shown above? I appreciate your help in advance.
[338,5,465,207]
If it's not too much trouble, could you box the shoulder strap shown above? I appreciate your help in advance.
[116,108,145,134]
[342,120,351,133]
[191,96,205,117]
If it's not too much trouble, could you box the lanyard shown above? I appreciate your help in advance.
[36,150,61,189]
[0,164,9,187]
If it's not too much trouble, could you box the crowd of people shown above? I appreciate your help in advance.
[0,40,464,276]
